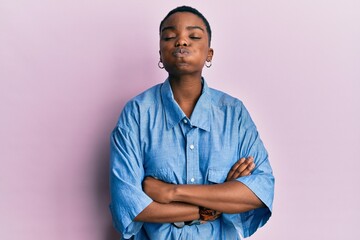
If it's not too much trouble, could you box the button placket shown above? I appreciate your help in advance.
[185,128,199,184]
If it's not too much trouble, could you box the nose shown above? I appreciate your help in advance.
[175,37,188,47]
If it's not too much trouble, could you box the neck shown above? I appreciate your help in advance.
[168,75,203,118]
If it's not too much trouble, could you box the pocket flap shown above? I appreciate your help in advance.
[207,169,228,184]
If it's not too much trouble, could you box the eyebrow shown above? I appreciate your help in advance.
[161,26,176,32]
[161,25,205,33]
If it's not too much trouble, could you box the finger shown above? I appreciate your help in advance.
[241,162,256,177]
[248,162,255,172]
[227,157,252,181]
[231,157,254,179]
[226,158,245,181]
[235,157,253,174]
[227,157,255,181]
[240,163,255,176]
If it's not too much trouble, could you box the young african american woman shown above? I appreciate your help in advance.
[110,6,274,240]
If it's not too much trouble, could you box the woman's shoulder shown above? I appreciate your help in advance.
[208,87,244,108]
[129,84,162,104]
[121,83,163,112]
[116,83,162,124]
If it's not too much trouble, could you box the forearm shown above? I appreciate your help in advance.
[134,201,199,223]
[142,157,264,215]
[173,181,265,214]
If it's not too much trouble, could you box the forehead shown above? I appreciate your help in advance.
[161,12,206,30]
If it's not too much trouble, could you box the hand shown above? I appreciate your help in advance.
[143,177,175,204]
[198,157,255,221]
[226,157,255,181]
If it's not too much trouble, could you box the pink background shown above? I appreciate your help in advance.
[1,1,359,239]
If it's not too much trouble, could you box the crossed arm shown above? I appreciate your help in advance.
[134,157,265,223]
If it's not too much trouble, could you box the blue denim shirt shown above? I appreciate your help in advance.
[110,79,274,240]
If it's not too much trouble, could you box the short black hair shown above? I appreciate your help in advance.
[159,6,212,46]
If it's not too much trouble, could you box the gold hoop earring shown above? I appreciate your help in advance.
[205,60,212,68]
[158,61,164,69]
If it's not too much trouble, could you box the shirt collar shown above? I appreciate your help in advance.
[161,78,211,132]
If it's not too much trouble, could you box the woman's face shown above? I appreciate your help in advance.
[159,12,213,76]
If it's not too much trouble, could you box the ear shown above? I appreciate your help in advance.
[206,48,214,62]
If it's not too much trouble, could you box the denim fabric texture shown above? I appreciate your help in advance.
[110,79,274,240]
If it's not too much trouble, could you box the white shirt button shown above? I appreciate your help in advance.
[189,144,194,150]
[183,119,188,124]
[190,178,195,183]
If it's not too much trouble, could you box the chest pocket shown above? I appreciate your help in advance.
[207,168,229,184]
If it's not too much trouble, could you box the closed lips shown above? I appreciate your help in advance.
[173,48,190,57]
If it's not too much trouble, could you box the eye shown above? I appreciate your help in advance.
[190,35,201,40]
[162,35,176,41]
